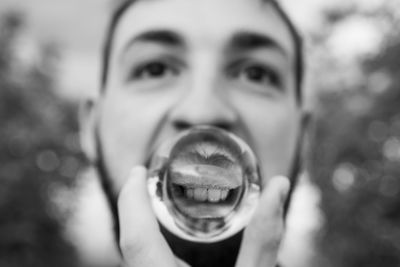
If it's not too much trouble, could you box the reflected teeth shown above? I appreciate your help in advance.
[184,188,229,202]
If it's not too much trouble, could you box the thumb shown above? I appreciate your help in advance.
[236,175,290,267]
[118,166,177,267]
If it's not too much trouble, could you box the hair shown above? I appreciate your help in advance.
[100,0,304,103]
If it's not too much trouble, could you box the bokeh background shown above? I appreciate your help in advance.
[0,0,400,266]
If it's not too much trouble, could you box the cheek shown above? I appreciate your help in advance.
[97,91,176,193]
[237,100,300,183]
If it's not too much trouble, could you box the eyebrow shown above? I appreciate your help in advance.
[228,31,288,57]
[120,29,185,55]
[119,30,288,62]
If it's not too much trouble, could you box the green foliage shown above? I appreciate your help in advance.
[0,11,84,267]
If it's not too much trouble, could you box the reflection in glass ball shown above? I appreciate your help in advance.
[147,126,261,243]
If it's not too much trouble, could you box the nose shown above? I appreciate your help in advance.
[168,79,238,131]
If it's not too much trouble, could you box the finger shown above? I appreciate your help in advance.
[236,175,290,267]
[176,258,191,267]
[118,166,177,267]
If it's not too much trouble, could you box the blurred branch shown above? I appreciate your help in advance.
[308,2,400,266]
[0,10,85,267]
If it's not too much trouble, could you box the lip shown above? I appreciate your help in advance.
[172,196,238,219]
[170,164,241,189]
[146,126,255,172]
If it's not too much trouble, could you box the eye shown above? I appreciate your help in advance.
[227,60,283,92]
[239,65,281,87]
[131,61,178,81]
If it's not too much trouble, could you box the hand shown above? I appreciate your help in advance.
[118,166,290,267]
[235,175,289,267]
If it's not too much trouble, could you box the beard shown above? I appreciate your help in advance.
[93,127,302,267]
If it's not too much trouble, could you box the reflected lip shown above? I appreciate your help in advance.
[170,164,241,189]
[169,132,243,190]
[146,126,256,174]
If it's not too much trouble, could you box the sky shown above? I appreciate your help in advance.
[0,0,109,98]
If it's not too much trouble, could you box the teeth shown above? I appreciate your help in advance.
[221,189,228,201]
[194,188,207,201]
[184,187,230,202]
[186,188,194,199]
[208,189,221,202]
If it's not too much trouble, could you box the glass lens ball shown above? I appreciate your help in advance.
[147,126,261,243]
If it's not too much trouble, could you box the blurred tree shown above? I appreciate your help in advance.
[308,1,400,267]
[0,11,85,267]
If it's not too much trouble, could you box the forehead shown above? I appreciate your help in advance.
[112,0,295,60]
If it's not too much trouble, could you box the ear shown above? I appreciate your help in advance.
[79,98,98,163]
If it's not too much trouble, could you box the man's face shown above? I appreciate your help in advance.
[92,0,301,200]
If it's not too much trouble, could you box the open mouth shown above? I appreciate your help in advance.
[176,185,232,202]
[170,183,241,219]
[150,128,248,219]
[147,126,261,241]
[167,144,243,219]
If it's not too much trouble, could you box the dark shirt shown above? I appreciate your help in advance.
[162,226,282,267]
